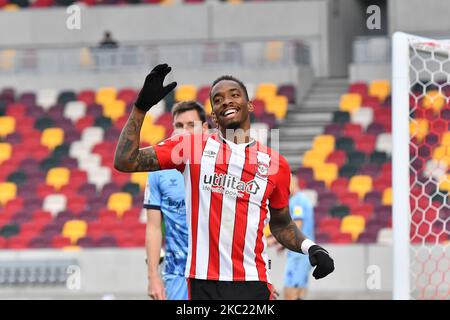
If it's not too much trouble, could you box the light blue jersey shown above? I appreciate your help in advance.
[284,191,315,288]
[143,170,188,278]
[288,191,315,258]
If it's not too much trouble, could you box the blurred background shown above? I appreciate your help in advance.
[0,0,448,300]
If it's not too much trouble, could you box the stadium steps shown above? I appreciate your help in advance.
[280,77,348,171]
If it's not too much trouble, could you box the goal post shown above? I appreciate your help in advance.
[392,32,450,300]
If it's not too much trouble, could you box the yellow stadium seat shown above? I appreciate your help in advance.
[107,192,132,218]
[312,135,335,156]
[302,150,328,168]
[131,172,148,191]
[0,116,16,138]
[0,182,17,206]
[341,215,366,241]
[382,187,392,205]
[439,174,450,192]
[141,125,166,145]
[314,163,338,187]
[46,167,71,191]
[263,225,271,237]
[3,4,20,11]
[409,119,428,142]
[432,146,450,166]
[63,245,82,252]
[103,100,126,121]
[265,41,283,62]
[62,220,88,245]
[0,49,16,71]
[175,85,197,102]
[96,87,117,106]
[349,175,373,200]
[266,96,288,120]
[422,90,445,112]
[441,132,450,146]
[0,143,12,165]
[339,93,362,114]
[41,127,64,150]
[369,80,390,102]
[204,99,212,115]
[256,83,277,102]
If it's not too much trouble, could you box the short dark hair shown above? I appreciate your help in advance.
[210,75,249,103]
[171,100,207,123]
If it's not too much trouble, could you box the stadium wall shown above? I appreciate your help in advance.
[389,0,450,35]
[0,245,393,299]
[0,1,366,78]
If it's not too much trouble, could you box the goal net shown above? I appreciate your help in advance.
[392,32,450,300]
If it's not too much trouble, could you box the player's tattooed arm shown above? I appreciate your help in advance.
[114,107,161,172]
[269,206,306,254]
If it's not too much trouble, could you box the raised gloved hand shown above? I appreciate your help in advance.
[308,245,335,279]
[135,63,177,112]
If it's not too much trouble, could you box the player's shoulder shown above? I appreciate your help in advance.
[254,141,289,168]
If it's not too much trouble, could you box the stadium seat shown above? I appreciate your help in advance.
[340,215,366,241]
[42,194,67,217]
[438,174,450,192]
[266,96,288,120]
[339,93,362,114]
[422,90,445,113]
[81,127,104,148]
[348,82,368,96]
[0,182,17,206]
[64,101,87,123]
[351,107,373,130]
[312,135,335,156]
[382,187,392,205]
[141,125,166,145]
[103,100,126,121]
[331,233,353,244]
[37,89,58,111]
[0,116,15,138]
[277,84,296,104]
[96,87,117,106]
[326,150,347,168]
[348,175,373,200]
[130,172,148,191]
[369,80,390,102]
[107,192,132,218]
[41,128,64,150]
[256,83,277,102]
[62,220,88,245]
[377,227,392,245]
[302,150,327,168]
[375,133,392,155]
[314,163,338,187]
[175,84,197,102]
[77,90,96,105]
[46,167,70,191]
[0,142,12,165]
[117,88,137,105]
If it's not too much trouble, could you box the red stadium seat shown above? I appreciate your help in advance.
[332,233,353,244]
[77,90,96,106]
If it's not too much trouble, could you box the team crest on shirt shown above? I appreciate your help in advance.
[256,161,269,178]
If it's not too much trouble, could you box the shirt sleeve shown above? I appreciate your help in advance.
[268,155,291,209]
[143,172,162,210]
[153,133,192,172]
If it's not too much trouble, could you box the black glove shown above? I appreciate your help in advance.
[135,63,177,112]
[308,245,335,279]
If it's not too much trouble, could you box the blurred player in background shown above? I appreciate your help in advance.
[114,63,334,300]
[144,101,209,300]
[284,174,315,300]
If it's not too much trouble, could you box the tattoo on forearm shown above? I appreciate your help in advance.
[269,207,305,253]
[114,109,160,172]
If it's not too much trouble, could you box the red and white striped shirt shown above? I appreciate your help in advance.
[153,132,291,283]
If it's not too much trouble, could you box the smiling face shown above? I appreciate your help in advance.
[210,79,253,131]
